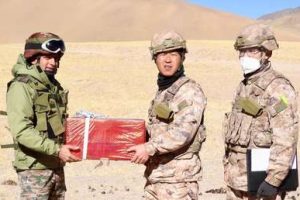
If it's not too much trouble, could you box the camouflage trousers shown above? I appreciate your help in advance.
[144,181,198,200]
[17,168,66,200]
[226,186,286,200]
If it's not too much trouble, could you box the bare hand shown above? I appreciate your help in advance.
[58,145,81,163]
[127,144,149,164]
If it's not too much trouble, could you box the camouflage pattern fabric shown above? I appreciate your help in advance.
[226,187,285,200]
[223,64,298,191]
[234,24,279,51]
[18,168,66,200]
[144,181,198,200]
[149,30,187,59]
[24,32,64,60]
[144,76,207,183]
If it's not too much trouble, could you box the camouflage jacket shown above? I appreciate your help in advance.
[223,64,298,190]
[144,76,207,183]
[6,54,68,170]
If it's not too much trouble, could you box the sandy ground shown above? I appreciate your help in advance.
[1,41,300,199]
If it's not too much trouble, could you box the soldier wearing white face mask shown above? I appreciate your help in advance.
[236,24,276,76]
[223,24,298,200]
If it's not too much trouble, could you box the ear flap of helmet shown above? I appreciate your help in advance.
[261,37,279,51]
[234,36,244,50]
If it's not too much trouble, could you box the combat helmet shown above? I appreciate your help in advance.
[234,24,279,51]
[149,30,187,59]
[24,32,66,61]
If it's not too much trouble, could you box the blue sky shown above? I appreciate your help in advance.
[188,0,300,19]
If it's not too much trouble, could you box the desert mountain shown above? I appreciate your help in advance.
[258,7,300,40]
[0,0,299,43]
[258,6,300,20]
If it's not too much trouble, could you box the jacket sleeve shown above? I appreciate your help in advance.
[265,79,298,187]
[6,81,60,156]
[145,84,206,155]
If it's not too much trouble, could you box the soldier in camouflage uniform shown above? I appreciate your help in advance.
[223,24,298,200]
[6,32,80,199]
[128,30,207,200]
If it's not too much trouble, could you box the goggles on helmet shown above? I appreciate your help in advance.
[25,38,66,54]
[41,39,65,53]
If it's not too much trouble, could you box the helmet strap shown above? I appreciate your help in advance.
[265,50,272,58]
[260,50,272,65]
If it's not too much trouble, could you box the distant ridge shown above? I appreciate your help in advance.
[0,0,299,43]
[258,7,300,20]
[258,6,300,40]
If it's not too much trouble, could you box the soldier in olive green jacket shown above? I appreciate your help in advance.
[6,32,80,200]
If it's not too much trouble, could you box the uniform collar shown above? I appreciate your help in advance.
[243,62,272,85]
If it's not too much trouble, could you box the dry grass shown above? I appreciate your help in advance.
[1,40,300,199]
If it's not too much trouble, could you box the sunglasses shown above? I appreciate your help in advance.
[41,39,65,53]
[239,47,263,57]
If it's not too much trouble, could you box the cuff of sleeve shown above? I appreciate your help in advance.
[265,175,282,187]
[54,144,61,157]
[144,142,157,156]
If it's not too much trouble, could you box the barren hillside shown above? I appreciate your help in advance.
[0,0,257,42]
[258,7,300,40]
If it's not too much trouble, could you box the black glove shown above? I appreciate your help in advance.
[257,181,278,198]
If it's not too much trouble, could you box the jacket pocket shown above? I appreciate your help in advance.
[34,94,50,132]
[252,131,272,147]
[251,113,272,147]
[224,111,252,146]
[59,89,69,105]
[48,112,65,136]
[223,112,231,141]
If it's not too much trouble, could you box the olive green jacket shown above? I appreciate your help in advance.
[6,54,67,170]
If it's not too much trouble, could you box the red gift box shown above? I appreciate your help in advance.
[65,117,146,160]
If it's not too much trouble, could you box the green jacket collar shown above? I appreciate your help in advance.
[12,54,56,89]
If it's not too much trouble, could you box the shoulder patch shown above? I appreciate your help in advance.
[273,95,288,113]
[177,100,192,111]
[15,75,31,83]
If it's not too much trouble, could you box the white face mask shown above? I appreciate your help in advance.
[239,56,261,75]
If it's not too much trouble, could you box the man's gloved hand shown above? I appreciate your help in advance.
[257,181,278,198]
